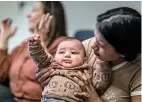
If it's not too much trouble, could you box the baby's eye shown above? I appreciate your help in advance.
[58,51,65,54]
[71,51,78,54]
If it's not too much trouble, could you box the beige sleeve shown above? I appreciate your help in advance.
[130,66,142,96]
[82,37,95,58]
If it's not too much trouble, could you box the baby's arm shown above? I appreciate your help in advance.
[28,34,53,69]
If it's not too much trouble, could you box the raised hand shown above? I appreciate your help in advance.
[34,13,52,47]
[0,18,17,49]
[28,34,40,46]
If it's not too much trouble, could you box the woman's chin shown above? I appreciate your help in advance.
[28,27,34,32]
[96,56,104,61]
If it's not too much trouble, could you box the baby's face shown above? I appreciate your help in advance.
[54,40,85,68]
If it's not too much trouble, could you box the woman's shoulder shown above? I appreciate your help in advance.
[82,37,95,53]
[82,37,95,47]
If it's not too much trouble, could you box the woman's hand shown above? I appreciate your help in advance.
[73,70,103,102]
[34,13,52,48]
[0,18,17,49]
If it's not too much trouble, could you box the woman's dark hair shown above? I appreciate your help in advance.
[96,7,141,61]
[41,1,67,47]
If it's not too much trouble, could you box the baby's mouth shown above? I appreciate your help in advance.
[63,60,72,63]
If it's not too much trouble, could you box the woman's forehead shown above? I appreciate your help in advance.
[94,28,110,46]
[33,2,42,9]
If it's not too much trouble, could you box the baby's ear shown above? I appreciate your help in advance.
[83,57,88,63]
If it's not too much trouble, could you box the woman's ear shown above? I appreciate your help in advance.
[83,57,88,63]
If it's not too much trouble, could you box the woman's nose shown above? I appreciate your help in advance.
[93,46,99,51]
[27,12,31,18]
[91,38,99,51]
[91,38,97,48]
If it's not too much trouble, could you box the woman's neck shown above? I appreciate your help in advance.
[109,57,126,67]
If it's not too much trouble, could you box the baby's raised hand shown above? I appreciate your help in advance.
[28,34,41,45]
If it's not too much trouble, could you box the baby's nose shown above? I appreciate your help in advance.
[64,51,71,57]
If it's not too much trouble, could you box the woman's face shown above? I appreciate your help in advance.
[91,27,120,61]
[27,2,44,32]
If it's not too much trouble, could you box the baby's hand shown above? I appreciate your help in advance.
[28,34,40,45]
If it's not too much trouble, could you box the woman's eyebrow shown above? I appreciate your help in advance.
[96,38,107,47]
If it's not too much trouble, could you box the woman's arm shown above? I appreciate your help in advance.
[131,96,141,102]
[0,19,17,49]
[0,18,17,82]
[0,49,10,82]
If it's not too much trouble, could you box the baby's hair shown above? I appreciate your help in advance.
[62,37,81,42]
[61,37,86,57]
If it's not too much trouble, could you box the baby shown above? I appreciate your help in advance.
[28,34,111,102]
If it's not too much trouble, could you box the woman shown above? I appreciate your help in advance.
[0,1,67,102]
[37,7,141,102]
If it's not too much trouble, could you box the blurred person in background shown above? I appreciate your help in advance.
[0,1,67,102]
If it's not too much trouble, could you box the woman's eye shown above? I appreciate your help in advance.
[98,44,105,48]
[96,39,106,48]
[32,8,37,12]
[99,43,106,49]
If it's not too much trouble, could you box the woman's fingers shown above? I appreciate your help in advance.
[84,70,92,84]
[0,21,5,31]
[38,15,45,30]
[78,71,89,87]
[12,27,17,35]
[6,19,12,27]
[45,15,52,32]
[0,19,8,30]
[74,92,89,98]
[34,22,38,34]
[44,13,50,23]
[0,18,17,37]
[73,76,85,91]
[77,70,95,93]
[36,13,52,33]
